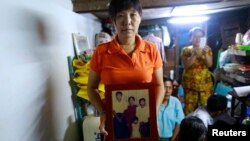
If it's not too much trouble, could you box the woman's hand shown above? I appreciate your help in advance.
[202,45,213,67]
[202,46,210,55]
[99,114,108,136]
[192,48,199,56]
[192,48,203,56]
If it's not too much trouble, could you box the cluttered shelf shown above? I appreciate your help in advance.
[221,44,250,86]
[228,48,250,56]
[220,71,250,86]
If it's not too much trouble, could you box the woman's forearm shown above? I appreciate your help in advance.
[88,89,105,113]
[203,47,213,68]
[87,70,105,113]
[154,68,165,114]
[205,53,213,67]
[155,84,165,114]
[171,124,180,141]
[182,54,196,69]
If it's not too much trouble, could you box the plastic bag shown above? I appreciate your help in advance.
[243,29,250,45]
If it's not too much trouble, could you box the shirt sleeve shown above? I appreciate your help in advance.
[175,99,185,124]
[90,47,101,73]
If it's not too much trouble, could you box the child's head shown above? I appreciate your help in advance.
[139,98,146,107]
[207,95,227,117]
[115,91,123,101]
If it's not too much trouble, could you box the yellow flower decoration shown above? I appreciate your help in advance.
[72,58,105,100]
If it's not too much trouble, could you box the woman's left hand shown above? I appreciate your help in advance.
[99,114,108,136]
[202,46,210,55]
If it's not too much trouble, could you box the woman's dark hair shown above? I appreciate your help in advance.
[206,95,227,113]
[108,0,142,20]
[179,116,207,141]
[189,27,205,38]
[163,76,173,83]
[128,96,135,101]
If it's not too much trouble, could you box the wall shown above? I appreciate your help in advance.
[0,1,101,141]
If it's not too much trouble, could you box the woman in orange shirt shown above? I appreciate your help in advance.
[87,0,164,136]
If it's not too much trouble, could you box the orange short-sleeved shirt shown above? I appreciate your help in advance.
[90,35,163,85]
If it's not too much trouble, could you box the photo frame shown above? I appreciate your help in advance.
[105,83,158,141]
[72,33,92,56]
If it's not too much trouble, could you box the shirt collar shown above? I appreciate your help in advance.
[107,34,147,54]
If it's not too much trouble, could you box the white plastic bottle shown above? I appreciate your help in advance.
[170,70,174,80]
[83,115,101,141]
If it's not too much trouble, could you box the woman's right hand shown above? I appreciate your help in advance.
[99,114,108,136]
[192,48,200,56]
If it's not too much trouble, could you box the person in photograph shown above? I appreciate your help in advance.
[124,96,138,137]
[136,98,150,137]
[136,98,149,123]
[131,116,140,138]
[158,77,184,141]
[113,91,127,115]
[181,27,213,115]
[87,0,165,136]
[113,91,129,138]
[178,116,207,141]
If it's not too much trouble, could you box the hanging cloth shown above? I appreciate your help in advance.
[143,34,167,63]
[161,25,171,47]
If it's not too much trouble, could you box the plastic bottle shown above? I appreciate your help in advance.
[170,70,174,80]
[242,106,250,125]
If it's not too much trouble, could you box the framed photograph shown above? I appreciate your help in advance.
[105,83,158,141]
[72,33,91,56]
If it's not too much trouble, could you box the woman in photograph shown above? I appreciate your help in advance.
[124,96,138,137]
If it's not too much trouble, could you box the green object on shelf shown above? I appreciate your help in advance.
[240,45,250,51]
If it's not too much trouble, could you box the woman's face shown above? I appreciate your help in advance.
[191,30,204,48]
[114,8,141,39]
[128,98,135,105]
[164,81,173,99]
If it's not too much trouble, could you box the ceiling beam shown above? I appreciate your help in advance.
[73,0,221,13]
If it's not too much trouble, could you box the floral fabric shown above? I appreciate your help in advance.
[181,46,213,114]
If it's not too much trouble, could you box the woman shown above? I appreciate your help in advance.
[87,0,164,136]
[181,27,213,115]
[178,116,207,141]
[158,77,184,141]
[124,96,137,137]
